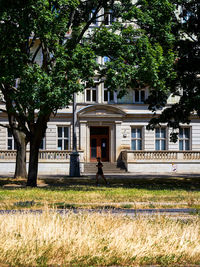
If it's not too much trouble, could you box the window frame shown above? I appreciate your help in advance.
[133,89,146,103]
[103,85,116,103]
[85,86,98,103]
[179,127,191,151]
[155,127,167,151]
[103,9,114,26]
[131,127,143,150]
[7,128,16,150]
[57,126,70,151]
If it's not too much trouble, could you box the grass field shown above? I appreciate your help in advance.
[0,210,200,266]
[0,175,199,210]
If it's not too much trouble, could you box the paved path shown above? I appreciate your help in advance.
[0,208,198,217]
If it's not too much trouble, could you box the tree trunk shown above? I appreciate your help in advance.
[27,140,40,187]
[13,130,28,179]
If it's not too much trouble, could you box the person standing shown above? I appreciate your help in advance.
[96,157,109,186]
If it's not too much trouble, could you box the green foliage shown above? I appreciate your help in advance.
[147,0,200,141]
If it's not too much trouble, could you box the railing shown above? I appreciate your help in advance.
[0,150,17,160]
[0,150,84,162]
[183,151,200,160]
[121,150,200,162]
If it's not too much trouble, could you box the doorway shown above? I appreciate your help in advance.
[90,127,109,162]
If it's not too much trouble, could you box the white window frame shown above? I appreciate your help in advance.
[179,127,190,151]
[133,89,146,103]
[155,127,167,150]
[103,85,117,103]
[7,128,16,150]
[131,127,143,150]
[57,126,70,151]
[85,86,97,103]
[103,9,114,26]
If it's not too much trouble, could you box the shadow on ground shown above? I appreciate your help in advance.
[0,174,200,191]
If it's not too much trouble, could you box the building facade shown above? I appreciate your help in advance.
[0,75,200,175]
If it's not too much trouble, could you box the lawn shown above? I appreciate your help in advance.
[0,175,199,210]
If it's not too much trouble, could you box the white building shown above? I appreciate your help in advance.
[0,6,200,176]
[0,77,200,175]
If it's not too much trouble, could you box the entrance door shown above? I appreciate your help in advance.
[90,127,109,162]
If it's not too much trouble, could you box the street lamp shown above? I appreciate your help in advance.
[69,92,80,176]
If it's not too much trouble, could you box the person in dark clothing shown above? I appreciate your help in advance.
[96,157,108,186]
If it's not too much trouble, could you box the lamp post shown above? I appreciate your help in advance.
[69,92,80,176]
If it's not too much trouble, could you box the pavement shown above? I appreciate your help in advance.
[0,208,198,219]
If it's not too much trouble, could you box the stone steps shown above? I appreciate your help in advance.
[84,162,127,174]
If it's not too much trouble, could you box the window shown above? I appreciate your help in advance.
[85,87,97,102]
[134,90,145,103]
[179,128,190,150]
[103,88,115,103]
[131,128,142,150]
[103,56,110,64]
[90,9,98,25]
[57,127,69,150]
[104,9,114,25]
[155,128,166,150]
[39,137,46,150]
[7,128,17,150]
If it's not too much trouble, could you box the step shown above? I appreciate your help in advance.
[84,162,127,174]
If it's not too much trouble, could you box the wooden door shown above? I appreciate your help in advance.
[90,132,109,162]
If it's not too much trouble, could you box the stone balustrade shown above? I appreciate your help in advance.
[121,150,200,162]
[120,150,200,173]
[0,150,84,162]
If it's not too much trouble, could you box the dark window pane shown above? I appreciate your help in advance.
[64,139,69,150]
[185,128,190,139]
[40,139,44,149]
[185,140,190,150]
[161,140,166,150]
[135,90,139,102]
[131,140,136,150]
[141,90,145,102]
[137,140,142,150]
[86,90,90,101]
[101,138,107,158]
[91,138,97,158]
[92,90,96,102]
[155,140,160,150]
[14,141,17,150]
[104,12,109,25]
[104,90,108,101]
[91,9,97,25]
[8,128,12,137]
[155,128,160,138]
[110,91,114,101]
[90,127,109,135]
[137,129,141,138]
[161,128,166,138]
[8,139,12,150]
[58,139,62,150]
[64,127,68,138]
[131,128,136,138]
[179,128,183,138]
[179,140,183,150]
[58,127,62,138]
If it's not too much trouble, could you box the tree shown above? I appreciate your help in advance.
[145,0,200,141]
[0,0,131,186]
[0,0,177,186]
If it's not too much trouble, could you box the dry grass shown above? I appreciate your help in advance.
[0,210,200,266]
